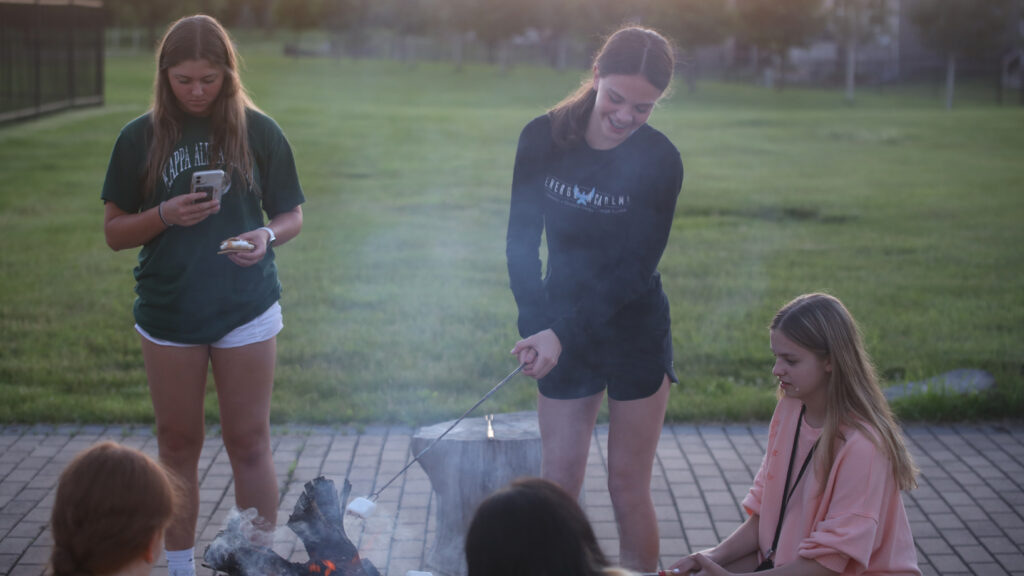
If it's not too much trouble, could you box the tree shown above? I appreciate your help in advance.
[831,0,891,104]
[382,0,434,65]
[430,0,475,71]
[103,0,144,48]
[533,0,584,70]
[909,0,1016,109]
[275,0,323,44]
[464,0,535,71]
[584,0,638,35]
[652,0,733,92]
[322,0,372,57]
[104,0,185,48]
[207,0,256,29]
[735,0,825,89]
[426,0,531,72]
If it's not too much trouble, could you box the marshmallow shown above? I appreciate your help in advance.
[345,496,377,519]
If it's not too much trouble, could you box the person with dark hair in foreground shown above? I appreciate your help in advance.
[466,478,636,576]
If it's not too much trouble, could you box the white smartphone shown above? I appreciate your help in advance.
[190,169,231,204]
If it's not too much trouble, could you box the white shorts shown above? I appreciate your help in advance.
[135,301,283,349]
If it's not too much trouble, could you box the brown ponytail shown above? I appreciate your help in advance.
[549,26,676,150]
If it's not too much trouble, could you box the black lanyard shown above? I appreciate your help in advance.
[764,404,819,563]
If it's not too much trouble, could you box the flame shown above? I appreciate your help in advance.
[308,560,336,576]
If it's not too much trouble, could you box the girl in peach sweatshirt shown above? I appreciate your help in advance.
[671,293,920,576]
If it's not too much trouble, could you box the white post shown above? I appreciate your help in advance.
[945,53,956,110]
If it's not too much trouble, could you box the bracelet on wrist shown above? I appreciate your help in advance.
[158,201,172,227]
[258,226,276,246]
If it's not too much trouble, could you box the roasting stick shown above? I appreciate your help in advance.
[639,570,683,576]
[346,363,526,518]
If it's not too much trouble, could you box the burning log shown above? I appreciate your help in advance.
[204,477,380,576]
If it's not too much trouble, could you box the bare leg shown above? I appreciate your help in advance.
[141,338,210,552]
[606,376,670,572]
[211,338,279,533]
[537,390,604,498]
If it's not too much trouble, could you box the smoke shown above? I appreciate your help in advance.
[203,507,298,576]
[202,507,255,566]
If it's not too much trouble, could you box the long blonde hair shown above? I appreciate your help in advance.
[145,14,258,202]
[548,26,675,150]
[771,293,918,491]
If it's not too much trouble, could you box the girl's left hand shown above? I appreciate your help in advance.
[225,228,271,267]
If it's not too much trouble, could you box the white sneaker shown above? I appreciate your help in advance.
[168,564,196,576]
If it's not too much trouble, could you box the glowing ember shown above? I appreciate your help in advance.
[309,560,336,576]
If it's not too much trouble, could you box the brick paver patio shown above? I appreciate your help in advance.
[1,420,1022,576]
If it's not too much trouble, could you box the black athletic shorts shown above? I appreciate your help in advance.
[537,326,677,401]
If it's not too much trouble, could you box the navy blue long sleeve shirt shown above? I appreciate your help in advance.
[506,114,683,356]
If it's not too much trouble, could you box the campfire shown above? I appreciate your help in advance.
[204,477,380,576]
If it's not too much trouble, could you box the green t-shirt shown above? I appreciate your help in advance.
[101,109,305,343]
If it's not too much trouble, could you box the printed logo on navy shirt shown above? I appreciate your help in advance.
[545,175,630,214]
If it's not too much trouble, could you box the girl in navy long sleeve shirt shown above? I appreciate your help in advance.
[507,26,684,572]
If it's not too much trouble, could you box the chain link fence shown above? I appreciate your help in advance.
[0,0,105,124]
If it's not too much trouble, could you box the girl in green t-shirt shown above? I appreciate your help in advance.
[101,15,304,576]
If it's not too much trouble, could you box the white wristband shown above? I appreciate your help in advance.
[258,226,276,246]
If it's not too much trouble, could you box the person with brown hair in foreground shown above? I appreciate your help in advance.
[48,441,178,576]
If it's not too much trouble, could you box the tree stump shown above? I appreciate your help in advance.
[412,410,541,576]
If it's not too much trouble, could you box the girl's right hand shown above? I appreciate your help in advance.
[161,192,221,227]
[511,329,562,380]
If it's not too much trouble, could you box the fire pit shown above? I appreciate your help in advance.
[204,477,380,576]
[412,410,541,576]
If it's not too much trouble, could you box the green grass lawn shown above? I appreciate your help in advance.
[1,46,1021,425]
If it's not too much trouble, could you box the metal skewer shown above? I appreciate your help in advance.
[347,364,524,516]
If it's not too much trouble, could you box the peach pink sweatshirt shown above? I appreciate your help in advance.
[740,397,921,575]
